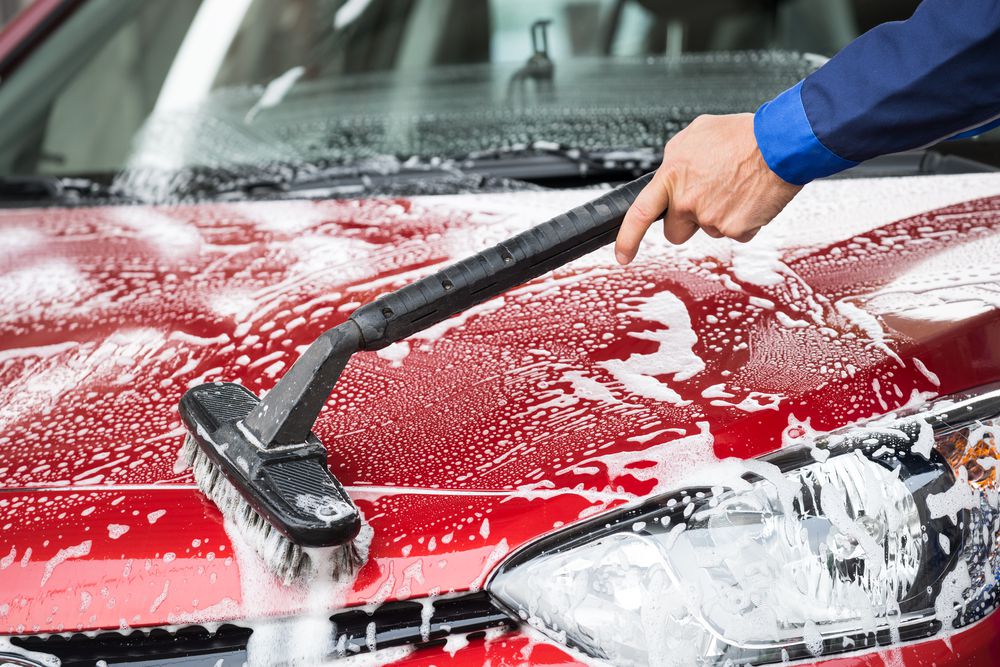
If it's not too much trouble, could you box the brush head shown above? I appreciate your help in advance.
[178,382,362,581]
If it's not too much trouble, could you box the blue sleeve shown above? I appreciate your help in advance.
[754,0,1000,185]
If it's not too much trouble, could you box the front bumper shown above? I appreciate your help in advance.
[6,601,999,666]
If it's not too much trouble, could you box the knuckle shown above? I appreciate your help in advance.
[718,222,740,239]
[696,212,716,228]
[674,201,711,224]
[689,114,714,129]
[716,218,740,237]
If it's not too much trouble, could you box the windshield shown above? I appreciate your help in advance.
[2,0,991,201]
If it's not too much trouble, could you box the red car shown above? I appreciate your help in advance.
[2,1,1000,666]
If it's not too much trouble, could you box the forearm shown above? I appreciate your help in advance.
[756,0,1000,185]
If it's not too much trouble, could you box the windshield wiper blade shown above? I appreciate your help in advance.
[279,163,469,195]
[0,174,119,205]
[836,149,999,179]
[178,145,655,203]
[456,142,659,182]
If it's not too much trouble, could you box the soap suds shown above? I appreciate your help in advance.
[599,291,704,405]
[376,341,410,368]
[40,540,92,586]
[709,391,784,413]
[411,297,505,344]
[563,370,620,405]
[149,581,170,613]
[835,299,903,366]
[912,358,941,386]
[730,238,786,286]
[926,466,980,525]
[107,524,130,539]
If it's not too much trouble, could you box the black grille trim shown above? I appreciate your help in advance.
[11,592,514,665]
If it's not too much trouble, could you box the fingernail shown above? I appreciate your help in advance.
[615,250,630,265]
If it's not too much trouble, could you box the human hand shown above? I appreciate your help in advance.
[615,113,802,264]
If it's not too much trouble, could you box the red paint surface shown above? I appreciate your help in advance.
[1,187,999,666]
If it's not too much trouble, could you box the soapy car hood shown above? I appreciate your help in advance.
[3,174,1000,638]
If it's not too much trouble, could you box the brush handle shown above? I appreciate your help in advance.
[351,172,654,350]
[244,172,655,446]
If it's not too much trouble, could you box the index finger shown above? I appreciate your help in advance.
[615,171,670,265]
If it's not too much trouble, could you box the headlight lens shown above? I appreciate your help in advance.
[487,387,1000,666]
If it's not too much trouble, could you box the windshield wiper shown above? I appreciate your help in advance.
[0,174,120,206]
[836,149,999,179]
[456,142,659,185]
[257,144,660,194]
[462,143,999,184]
[271,162,470,196]
[248,145,654,196]
[163,145,655,203]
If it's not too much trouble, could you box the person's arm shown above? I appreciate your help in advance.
[757,0,1000,185]
[615,0,1000,263]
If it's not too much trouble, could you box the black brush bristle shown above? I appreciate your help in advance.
[178,383,362,582]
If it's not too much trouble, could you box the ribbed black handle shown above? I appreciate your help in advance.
[351,172,654,350]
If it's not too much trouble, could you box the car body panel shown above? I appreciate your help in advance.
[3,175,1000,665]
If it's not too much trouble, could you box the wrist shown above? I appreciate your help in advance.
[753,81,857,186]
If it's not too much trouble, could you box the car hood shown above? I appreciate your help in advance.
[3,174,1000,634]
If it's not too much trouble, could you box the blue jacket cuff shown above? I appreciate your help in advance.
[753,81,858,185]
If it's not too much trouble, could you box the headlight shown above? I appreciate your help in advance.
[487,386,1000,666]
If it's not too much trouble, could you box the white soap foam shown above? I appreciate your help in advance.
[110,206,202,258]
[149,581,170,614]
[835,299,904,366]
[912,358,940,386]
[701,383,734,399]
[563,370,621,405]
[570,421,716,496]
[40,539,92,587]
[709,391,784,413]
[730,236,786,286]
[411,297,506,344]
[376,341,410,368]
[0,226,44,254]
[599,291,703,405]
[107,524,130,539]
[0,260,93,314]
[226,199,332,234]
[926,466,980,525]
